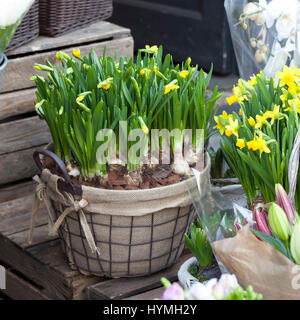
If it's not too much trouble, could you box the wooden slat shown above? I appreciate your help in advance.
[0,232,100,300]
[0,180,35,204]
[0,144,46,185]
[87,253,192,300]
[3,269,52,300]
[1,36,134,93]
[0,186,100,300]
[0,88,36,121]
[6,22,131,57]
[0,116,51,155]
[124,286,165,300]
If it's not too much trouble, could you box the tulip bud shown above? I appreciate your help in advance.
[162,282,184,300]
[291,222,300,265]
[275,184,296,226]
[254,209,273,237]
[268,203,290,241]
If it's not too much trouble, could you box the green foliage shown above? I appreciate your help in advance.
[32,46,222,178]
[208,147,235,179]
[226,285,263,300]
[185,219,213,267]
[216,71,299,211]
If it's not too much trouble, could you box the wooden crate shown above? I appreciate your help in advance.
[0,21,133,186]
[0,180,191,300]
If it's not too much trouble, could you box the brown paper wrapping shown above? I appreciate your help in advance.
[213,225,300,300]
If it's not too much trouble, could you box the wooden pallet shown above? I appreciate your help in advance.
[0,21,133,186]
[0,180,191,300]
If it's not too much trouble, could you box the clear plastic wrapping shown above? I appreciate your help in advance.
[225,0,300,79]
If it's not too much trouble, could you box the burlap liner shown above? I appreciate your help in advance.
[29,152,211,277]
[213,225,300,300]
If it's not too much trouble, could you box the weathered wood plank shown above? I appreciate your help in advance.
[0,88,36,121]
[0,180,35,204]
[87,253,192,300]
[124,286,165,300]
[6,22,131,57]
[0,144,46,185]
[0,116,51,155]
[0,235,70,299]
[3,269,52,300]
[1,37,134,93]
[8,223,55,249]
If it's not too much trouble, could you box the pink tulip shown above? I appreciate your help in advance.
[254,209,273,237]
[275,184,296,226]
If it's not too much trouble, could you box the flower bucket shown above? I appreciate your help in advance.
[0,54,7,90]
[178,257,221,289]
[29,148,211,278]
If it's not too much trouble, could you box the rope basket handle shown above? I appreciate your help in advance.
[288,127,300,203]
[33,148,82,196]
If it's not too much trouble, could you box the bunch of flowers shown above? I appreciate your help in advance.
[161,274,262,300]
[225,0,299,79]
[32,45,221,179]
[252,184,300,265]
[214,65,299,211]
[0,0,34,55]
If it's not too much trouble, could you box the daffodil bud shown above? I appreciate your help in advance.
[268,203,290,241]
[290,221,300,265]
[275,184,296,226]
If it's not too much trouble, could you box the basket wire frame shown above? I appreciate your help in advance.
[53,201,195,278]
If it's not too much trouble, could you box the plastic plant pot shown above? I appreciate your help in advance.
[0,54,8,90]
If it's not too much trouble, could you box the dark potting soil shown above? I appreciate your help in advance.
[43,157,191,190]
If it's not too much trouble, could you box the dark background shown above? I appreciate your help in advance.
[109,0,237,74]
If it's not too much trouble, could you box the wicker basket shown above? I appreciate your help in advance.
[39,0,113,37]
[31,149,211,278]
[5,1,39,52]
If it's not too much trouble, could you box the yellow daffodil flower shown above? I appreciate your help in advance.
[179,70,189,79]
[98,77,113,90]
[239,108,243,116]
[255,114,267,129]
[227,85,248,105]
[219,111,233,121]
[140,68,151,76]
[76,95,84,103]
[225,118,239,137]
[285,98,300,113]
[280,93,288,103]
[164,81,179,94]
[236,138,245,149]
[56,52,62,62]
[213,116,226,135]
[72,49,80,58]
[264,105,283,124]
[247,132,271,158]
[248,117,256,127]
[226,95,238,105]
[145,45,158,54]
[276,65,298,88]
